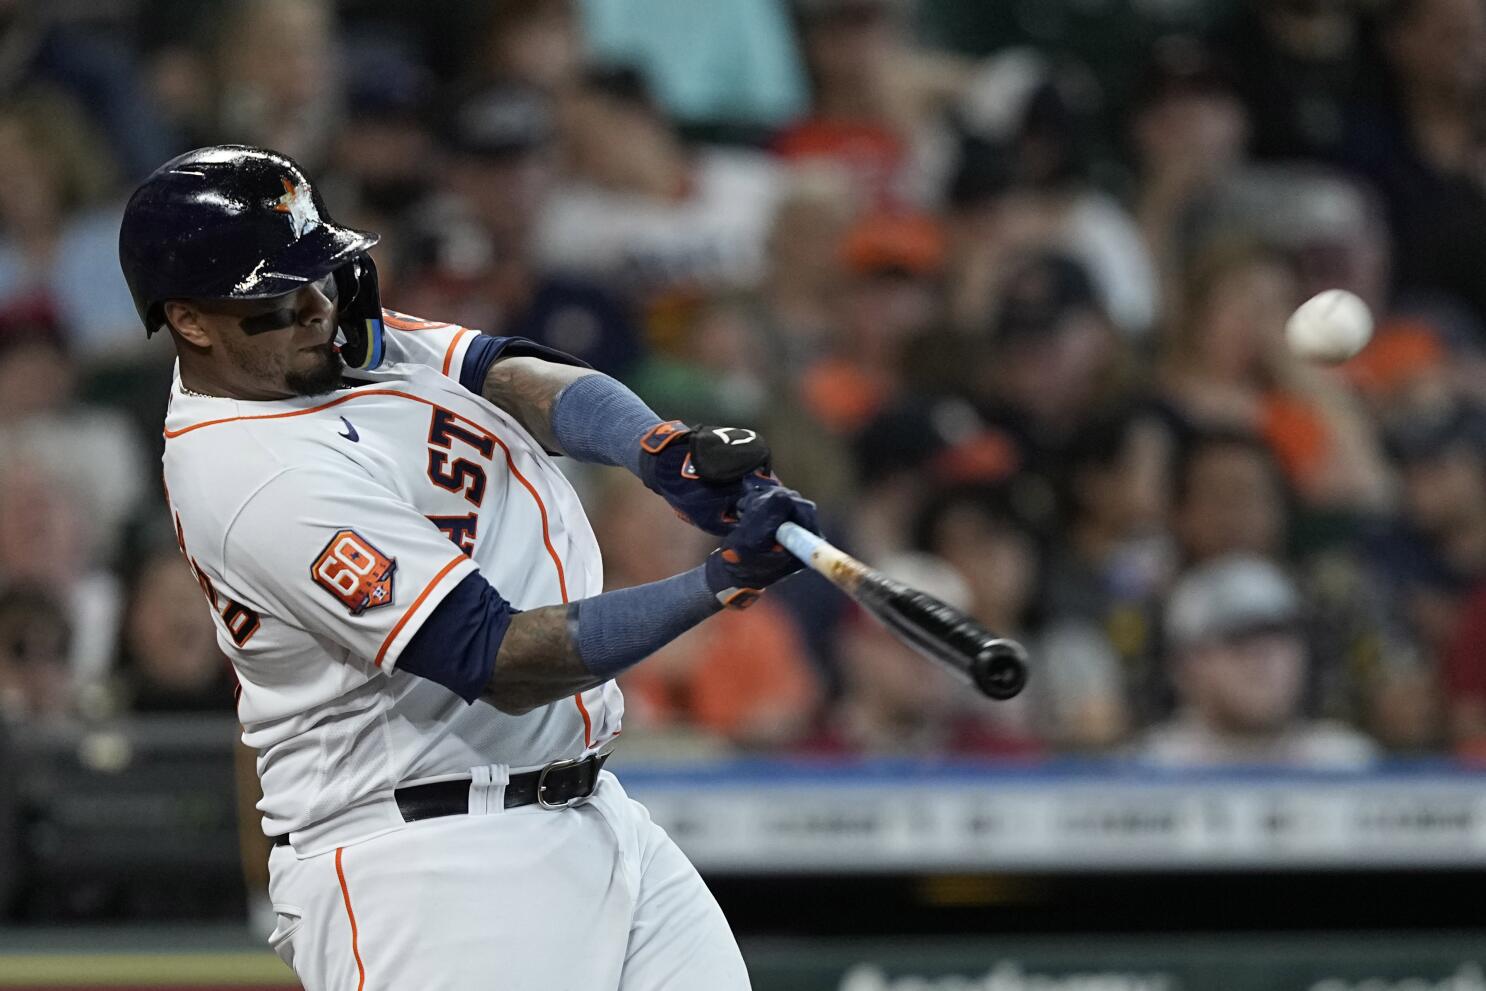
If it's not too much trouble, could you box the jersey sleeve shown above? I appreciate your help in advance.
[221,464,479,671]
[377,309,480,381]
[378,309,590,394]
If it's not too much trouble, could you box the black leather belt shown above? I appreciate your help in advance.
[272,753,608,847]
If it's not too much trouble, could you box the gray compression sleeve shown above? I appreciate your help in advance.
[572,565,722,679]
[550,374,663,476]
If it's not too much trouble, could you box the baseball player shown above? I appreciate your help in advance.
[117,145,819,990]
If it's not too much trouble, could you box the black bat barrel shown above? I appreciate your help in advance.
[859,576,1030,701]
[969,638,1031,700]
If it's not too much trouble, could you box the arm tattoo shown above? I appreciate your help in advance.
[481,604,605,715]
[481,356,596,453]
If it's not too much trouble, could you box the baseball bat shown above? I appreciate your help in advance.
[775,522,1029,700]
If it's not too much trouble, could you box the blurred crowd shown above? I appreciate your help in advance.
[0,0,1484,769]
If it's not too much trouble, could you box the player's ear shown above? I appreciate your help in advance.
[163,300,213,349]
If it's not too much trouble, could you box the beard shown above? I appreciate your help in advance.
[218,334,344,399]
[285,342,345,397]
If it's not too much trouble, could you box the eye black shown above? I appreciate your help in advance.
[239,308,298,335]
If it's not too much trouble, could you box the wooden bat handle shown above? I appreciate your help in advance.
[776,522,868,593]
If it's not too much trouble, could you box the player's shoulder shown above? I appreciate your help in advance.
[164,422,380,552]
[373,306,484,383]
[380,307,462,333]
[161,387,403,506]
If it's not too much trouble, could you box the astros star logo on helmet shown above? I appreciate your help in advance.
[273,177,320,238]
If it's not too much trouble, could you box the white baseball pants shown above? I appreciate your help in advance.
[265,771,750,990]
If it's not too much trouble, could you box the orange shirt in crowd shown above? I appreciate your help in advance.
[620,598,821,746]
[772,120,907,209]
[1259,391,1332,496]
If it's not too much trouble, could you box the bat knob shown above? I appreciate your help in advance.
[972,639,1030,700]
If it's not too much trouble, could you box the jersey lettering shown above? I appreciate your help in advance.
[428,407,496,458]
[428,513,479,553]
[221,599,262,646]
[172,509,261,646]
[311,529,397,616]
[427,451,487,506]
[427,407,495,507]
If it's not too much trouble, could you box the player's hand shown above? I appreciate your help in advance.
[703,480,819,609]
[636,421,776,536]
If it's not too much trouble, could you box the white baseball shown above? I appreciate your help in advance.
[1285,289,1374,363]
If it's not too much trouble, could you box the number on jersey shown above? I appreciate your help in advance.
[171,508,260,646]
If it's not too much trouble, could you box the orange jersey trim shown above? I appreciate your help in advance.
[335,847,366,991]
[574,692,594,748]
[375,553,468,668]
[382,310,453,332]
[441,327,474,377]
[164,388,444,439]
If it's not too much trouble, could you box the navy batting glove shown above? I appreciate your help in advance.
[703,483,819,609]
[637,421,777,536]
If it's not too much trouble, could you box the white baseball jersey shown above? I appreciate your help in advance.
[162,310,621,853]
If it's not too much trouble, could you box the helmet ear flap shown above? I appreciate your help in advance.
[334,256,384,370]
[145,302,168,338]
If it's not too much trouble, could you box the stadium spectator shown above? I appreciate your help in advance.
[1047,408,1176,618]
[209,0,343,171]
[949,50,1158,337]
[0,458,122,690]
[579,0,808,128]
[1335,0,1486,330]
[115,545,236,715]
[0,1,179,181]
[1040,408,1176,733]
[596,475,822,752]
[0,95,138,358]
[1214,0,1379,162]
[397,84,643,377]
[1341,315,1475,436]
[1171,427,1432,744]
[537,65,786,299]
[1445,583,1486,757]
[1172,429,1289,566]
[910,488,1043,738]
[807,552,1041,756]
[624,299,777,427]
[966,253,1130,498]
[1139,554,1378,767]
[915,487,1039,637]
[845,395,1022,566]
[1129,38,1249,313]
[750,167,858,376]
[320,38,438,268]
[473,0,586,95]
[1178,167,1394,332]
[1156,238,1391,509]
[795,211,947,436]
[0,300,149,564]
[776,0,969,209]
[0,584,73,727]
[1371,405,1486,660]
[1277,171,1393,314]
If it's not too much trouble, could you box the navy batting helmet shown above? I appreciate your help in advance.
[118,145,386,370]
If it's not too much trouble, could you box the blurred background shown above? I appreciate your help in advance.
[0,0,1485,987]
